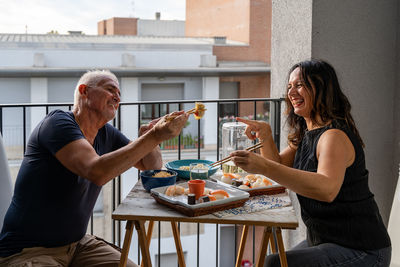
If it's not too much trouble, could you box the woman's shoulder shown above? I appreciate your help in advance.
[319,121,355,148]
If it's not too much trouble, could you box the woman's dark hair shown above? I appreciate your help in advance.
[285,59,364,147]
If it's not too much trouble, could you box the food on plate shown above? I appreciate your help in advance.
[164,183,229,203]
[232,179,243,187]
[210,189,230,200]
[152,171,173,178]
[165,185,185,196]
[207,195,217,201]
[187,193,196,205]
[220,173,273,189]
[184,187,190,195]
[203,188,211,195]
[220,173,241,184]
[198,195,210,203]
[252,179,265,188]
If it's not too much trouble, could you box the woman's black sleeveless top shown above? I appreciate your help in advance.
[294,121,391,250]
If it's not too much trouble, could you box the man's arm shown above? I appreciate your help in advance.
[55,112,188,186]
[133,119,163,170]
[135,145,162,170]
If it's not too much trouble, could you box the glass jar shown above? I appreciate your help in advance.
[221,122,252,173]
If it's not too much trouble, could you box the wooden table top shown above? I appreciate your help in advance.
[112,181,299,229]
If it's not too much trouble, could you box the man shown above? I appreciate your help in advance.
[0,70,188,266]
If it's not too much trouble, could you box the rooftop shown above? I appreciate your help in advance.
[0,33,246,49]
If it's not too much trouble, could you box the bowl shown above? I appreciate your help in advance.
[165,159,219,180]
[140,170,177,192]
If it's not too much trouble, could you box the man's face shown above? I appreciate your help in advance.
[86,78,120,121]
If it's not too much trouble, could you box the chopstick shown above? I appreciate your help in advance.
[165,108,196,122]
[210,142,263,167]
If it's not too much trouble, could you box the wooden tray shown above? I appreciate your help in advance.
[210,171,286,197]
[150,180,250,217]
[151,192,248,217]
[243,186,286,197]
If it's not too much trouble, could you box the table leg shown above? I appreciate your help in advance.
[255,226,272,267]
[135,220,152,267]
[119,220,134,267]
[275,227,288,267]
[269,232,277,254]
[171,222,186,267]
[235,225,249,267]
[141,221,155,267]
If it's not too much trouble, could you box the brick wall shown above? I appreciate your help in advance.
[186,0,271,63]
[221,74,271,116]
[97,17,138,35]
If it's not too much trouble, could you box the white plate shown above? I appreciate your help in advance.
[209,170,282,192]
[150,180,249,209]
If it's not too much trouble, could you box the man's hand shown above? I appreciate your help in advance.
[139,118,161,136]
[152,111,189,142]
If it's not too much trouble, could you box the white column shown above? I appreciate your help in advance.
[30,78,48,133]
[120,77,139,139]
[120,77,140,198]
[202,77,219,146]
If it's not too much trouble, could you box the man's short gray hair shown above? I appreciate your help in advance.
[73,70,119,108]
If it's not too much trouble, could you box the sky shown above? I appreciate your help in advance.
[0,0,186,35]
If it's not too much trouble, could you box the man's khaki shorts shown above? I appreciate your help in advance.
[0,234,138,267]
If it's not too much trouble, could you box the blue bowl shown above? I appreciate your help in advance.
[165,159,219,180]
[140,170,177,192]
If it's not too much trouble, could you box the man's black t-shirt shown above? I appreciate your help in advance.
[0,110,130,257]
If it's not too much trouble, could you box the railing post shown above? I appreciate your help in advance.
[0,107,2,135]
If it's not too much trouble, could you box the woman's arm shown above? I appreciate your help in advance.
[236,117,296,167]
[231,129,355,202]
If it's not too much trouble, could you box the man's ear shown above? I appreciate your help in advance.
[78,84,88,96]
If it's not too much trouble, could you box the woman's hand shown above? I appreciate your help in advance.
[236,117,272,142]
[230,150,268,175]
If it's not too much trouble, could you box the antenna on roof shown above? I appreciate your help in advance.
[130,0,135,17]
[25,25,28,34]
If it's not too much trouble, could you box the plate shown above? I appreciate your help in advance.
[165,159,219,180]
[150,180,250,216]
[209,171,286,197]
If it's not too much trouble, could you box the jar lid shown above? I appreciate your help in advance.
[222,121,247,129]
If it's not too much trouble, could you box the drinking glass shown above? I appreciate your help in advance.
[189,163,209,180]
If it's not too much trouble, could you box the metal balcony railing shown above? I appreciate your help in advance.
[0,98,284,267]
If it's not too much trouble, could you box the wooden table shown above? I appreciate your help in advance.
[112,181,298,267]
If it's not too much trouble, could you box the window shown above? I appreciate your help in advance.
[141,83,184,121]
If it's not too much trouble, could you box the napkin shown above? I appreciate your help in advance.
[213,192,291,218]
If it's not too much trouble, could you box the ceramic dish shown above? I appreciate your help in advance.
[209,171,286,197]
[140,170,177,192]
[165,159,219,180]
[150,180,249,210]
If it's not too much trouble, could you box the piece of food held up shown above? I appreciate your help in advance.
[166,102,207,121]
[192,102,206,120]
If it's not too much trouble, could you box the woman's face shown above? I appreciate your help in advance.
[287,67,312,118]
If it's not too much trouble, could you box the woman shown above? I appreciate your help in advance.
[231,59,391,266]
